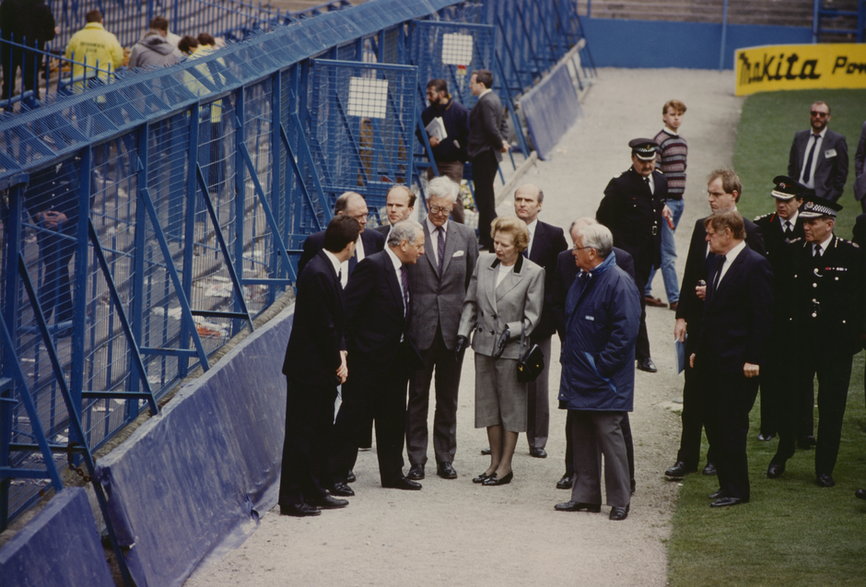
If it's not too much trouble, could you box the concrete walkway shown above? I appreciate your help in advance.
[186,67,741,586]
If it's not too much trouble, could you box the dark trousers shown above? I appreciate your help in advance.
[703,370,758,500]
[526,336,552,450]
[675,360,714,468]
[37,229,75,324]
[758,342,785,436]
[470,150,499,250]
[568,411,631,508]
[406,327,463,467]
[565,410,634,484]
[1,42,42,101]
[773,343,853,476]
[332,356,409,485]
[278,378,336,507]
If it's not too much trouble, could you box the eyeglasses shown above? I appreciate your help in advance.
[572,245,592,251]
[429,205,453,215]
[810,111,829,117]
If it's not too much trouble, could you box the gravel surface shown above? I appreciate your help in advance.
[186,67,741,586]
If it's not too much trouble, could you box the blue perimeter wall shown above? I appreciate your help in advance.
[0,306,294,586]
[583,19,813,70]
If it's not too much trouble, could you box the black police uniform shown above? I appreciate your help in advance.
[770,235,865,480]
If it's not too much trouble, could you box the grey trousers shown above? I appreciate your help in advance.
[569,410,631,508]
[526,336,551,450]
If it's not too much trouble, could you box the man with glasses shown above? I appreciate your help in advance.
[405,177,478,481]
[787,101,848,203]
[298,191,385,287]
[665,169,765,480]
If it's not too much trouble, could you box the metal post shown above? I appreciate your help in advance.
[719,0,729,71]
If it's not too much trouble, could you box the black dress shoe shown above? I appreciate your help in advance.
[766,461,786,479]
[482,471,514,486]
[636,358,657,373]
[708,489,726,500]
[281,503,321,517]
[346,470,356,483]
[472,471,492,484]
[331,482,355,497]
[312,493,349,509]
[757,432,776,441]
[710,496,748,508]
[702,462,717,476]
[437,462,457,479]
[554,501,601,512]
[798,435,817,449]
[855,489,866,500]
[383,476,422,490]
[480,447,492,456]
[664,461,696,478]
[556,474,573,489]
[529,447,548,458]
[407,464,425,480]
[816,473,835,487]
[609,505,629,520]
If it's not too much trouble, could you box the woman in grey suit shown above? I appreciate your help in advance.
[457,217,544,485]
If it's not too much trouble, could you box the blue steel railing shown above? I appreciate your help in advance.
[0,0,591,563]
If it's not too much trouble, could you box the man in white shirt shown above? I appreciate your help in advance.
[787,101,848,202]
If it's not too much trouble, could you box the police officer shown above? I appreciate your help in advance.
[752,176,805,443]
[767,196,865,487]
[597,138,673,373]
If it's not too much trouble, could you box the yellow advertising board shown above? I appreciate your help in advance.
[735,44,866,96]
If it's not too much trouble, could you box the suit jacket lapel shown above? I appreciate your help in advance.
[383,256,404,315]
[440,223,459,274]
[484,260,498,312]
[422,223,438,275]
[495,265,523,300]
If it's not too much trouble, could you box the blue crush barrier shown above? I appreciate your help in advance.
[582,19,812,70]
[0,488,114,587]
[95,306,293,586]
[520,56,583,161]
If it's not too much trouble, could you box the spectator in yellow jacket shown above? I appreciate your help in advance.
[64,10,123,83]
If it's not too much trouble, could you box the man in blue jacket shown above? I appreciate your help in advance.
[554,221,641,521]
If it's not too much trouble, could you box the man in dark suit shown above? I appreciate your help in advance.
[467,69,508,250]
[514,184,567,458]
[298,191,386,286]
[550,217,637,492]
[405,177,477,481]
[332,220,427,491]
[752,176,805,443]
[666,168,765,479]
[853,120,866,212]
[597,138,673,373]
[278,216,360,517]
[767,197,865,488]
[691,211,773,507]
[787,100,848,202]
[375,184,416,238]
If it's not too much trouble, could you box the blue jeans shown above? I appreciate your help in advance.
[645,198,683,304]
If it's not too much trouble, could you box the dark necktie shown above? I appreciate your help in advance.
[783,220,792,236]
[711,254,726,293]
[801,134,820,184]
[400,265,410,315]
[436,226,446,273]
[813,243,822,257]
[645,176,653,194]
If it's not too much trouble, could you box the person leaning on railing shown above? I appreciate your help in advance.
[63,9,123,85]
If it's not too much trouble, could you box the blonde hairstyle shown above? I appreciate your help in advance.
[490,216,530,252]
[663,99,687,115]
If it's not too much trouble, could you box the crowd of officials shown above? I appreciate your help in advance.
[0,4,222,105]
[279,84,866,520]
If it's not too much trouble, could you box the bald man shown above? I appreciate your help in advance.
[514,184,568,458]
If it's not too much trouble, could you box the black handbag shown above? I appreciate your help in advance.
[516,326,544,383]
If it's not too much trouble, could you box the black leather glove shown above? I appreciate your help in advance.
[494,327,510,358]
[455,335,468,358]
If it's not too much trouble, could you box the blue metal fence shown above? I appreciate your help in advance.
[0,0,592,558]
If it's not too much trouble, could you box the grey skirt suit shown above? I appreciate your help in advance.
[457,252,544,431]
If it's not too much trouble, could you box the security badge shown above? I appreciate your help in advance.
[824,148,837,158]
